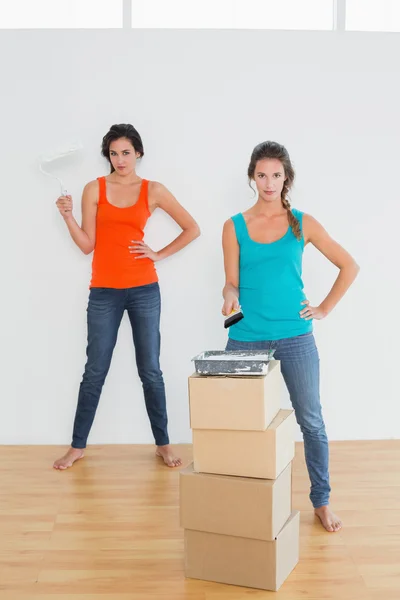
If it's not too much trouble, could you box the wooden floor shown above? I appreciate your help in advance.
[0,441,399,599]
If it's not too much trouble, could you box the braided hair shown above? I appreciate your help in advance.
[248,141,301,241]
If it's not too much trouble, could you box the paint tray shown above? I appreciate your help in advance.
[191,350,275,376]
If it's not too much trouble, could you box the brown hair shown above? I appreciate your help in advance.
[248,141,301,241]
[101,124,144,174]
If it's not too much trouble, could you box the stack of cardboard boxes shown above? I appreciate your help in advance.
[180,360,300,592]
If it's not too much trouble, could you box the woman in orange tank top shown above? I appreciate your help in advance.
[53,124,200,470]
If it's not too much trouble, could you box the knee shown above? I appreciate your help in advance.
[139,365,163,386]
[295,406,326,436]
[299,417,327,439]
[82,346,114,384]
[82,361,110,386]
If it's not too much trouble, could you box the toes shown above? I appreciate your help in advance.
[58,462,72,470]
[156,450,181,467]
[315,508,342,533]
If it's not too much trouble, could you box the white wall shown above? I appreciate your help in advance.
[1,29,399,445]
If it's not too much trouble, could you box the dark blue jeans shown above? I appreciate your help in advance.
[72,282,169,449]
[226,333,331,508]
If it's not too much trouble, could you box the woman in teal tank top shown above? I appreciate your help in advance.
[222,141,359,533]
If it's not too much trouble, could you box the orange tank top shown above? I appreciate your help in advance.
[89,176,158,289]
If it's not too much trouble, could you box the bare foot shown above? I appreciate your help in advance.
[53,447,84,470]
[314,505,342,532]
[155,445,182,468]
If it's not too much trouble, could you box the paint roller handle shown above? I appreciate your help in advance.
[56,194,73,220]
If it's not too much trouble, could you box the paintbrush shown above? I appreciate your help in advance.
[224,306,244,329]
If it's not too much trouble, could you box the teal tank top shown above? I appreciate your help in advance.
[229,208,313,341]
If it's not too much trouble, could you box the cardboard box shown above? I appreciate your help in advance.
[193,409,295,479]
[180,462,292,541]
[188,360,281,431]
[184,510,300,591]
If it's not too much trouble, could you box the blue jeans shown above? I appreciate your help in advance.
[72,282,169,449]
[226,333,331,508]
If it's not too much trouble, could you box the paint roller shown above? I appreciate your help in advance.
[39,141,83,196]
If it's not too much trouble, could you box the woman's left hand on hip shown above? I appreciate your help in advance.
[129,241,160,262]
[300,300,327,321]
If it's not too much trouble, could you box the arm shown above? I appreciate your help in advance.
[300,214,360,320]
[130,182,200,261]
[56,181,98,255]
[222,218,240,316]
